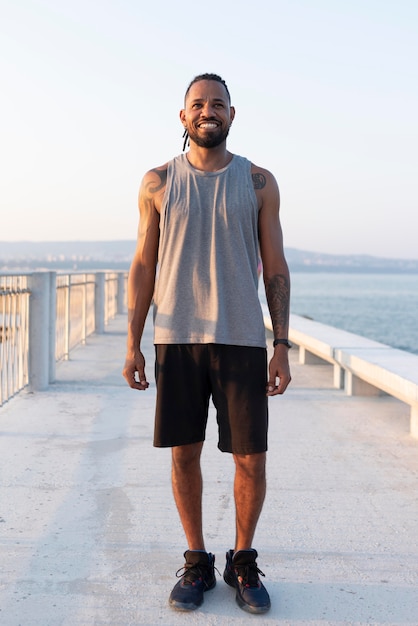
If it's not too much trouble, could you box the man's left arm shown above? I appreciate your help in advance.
[254,166,291,396]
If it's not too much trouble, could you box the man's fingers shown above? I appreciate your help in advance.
[122,361,149,390]
[266,373,291,396]
[134,370,149,389]
[266,378,279,396]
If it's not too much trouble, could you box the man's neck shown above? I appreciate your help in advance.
[186,145,233,172]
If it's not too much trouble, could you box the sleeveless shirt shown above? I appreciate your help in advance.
[153,153,266,348]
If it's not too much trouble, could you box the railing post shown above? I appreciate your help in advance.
[28,272,51,391]
[95,272,106,334]
[81,275,87,345]
[64,275,70,360]
[117,272,125,314]
[49,271,57,383]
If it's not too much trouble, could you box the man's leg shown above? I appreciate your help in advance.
[222,451,271,614]
[169,441,217,611]
[233,451,266,550]
[171,441,205,550]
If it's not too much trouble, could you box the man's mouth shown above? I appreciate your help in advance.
[198,122,219,129]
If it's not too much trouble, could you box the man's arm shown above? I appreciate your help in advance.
[122,166,166,390]
[253,165,291,396]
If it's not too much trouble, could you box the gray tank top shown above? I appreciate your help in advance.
[153,153,266,348]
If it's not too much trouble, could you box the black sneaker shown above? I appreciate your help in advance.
[223,548,271,614]
[169,550,216,611]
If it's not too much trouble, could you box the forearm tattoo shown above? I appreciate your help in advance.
[265,273,290,334]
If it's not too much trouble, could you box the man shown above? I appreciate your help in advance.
[122,73,291,614]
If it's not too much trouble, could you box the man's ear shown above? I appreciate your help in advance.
[179,109,186,126]
[230,106,236,124]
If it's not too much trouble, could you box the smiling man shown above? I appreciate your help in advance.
[123,73,291,614]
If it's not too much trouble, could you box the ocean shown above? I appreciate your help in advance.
[261,272,418,356]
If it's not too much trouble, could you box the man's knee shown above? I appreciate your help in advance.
[172,442,204,471]
[233,452,266,480]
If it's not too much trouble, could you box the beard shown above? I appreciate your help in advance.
[187,123,230,149]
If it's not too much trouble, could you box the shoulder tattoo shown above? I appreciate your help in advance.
[147,167,167,194]
[252,173,266,190]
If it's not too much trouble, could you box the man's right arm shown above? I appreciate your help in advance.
[122,166,166,390]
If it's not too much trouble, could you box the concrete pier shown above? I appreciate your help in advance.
[1,313,417,625]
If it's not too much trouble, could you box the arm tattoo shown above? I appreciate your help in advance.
[139,168,166,223]
[252,173,266,189]
[147,167,167,194]
[265,273,290,334]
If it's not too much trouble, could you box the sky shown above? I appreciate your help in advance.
[1,0,417,259]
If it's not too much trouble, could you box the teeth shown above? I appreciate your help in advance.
[199,123,217,128]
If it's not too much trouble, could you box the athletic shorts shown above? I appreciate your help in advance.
[153,344,268,454]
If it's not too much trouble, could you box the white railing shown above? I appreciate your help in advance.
[0,270,128,406]
[55,273,96,362]
[0,275,30,405]
[104,271,120,324]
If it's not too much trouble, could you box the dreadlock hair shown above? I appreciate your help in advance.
[182,73,231,151]
[182,127,189,152]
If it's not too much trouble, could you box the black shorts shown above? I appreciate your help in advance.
[153,344,268,454]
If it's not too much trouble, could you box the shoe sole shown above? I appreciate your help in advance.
[224,570,271,614]
[168,579,216,611]
[169,598,202,611]
[235,594,271,614]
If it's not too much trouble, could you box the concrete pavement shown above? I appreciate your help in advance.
[1,313,418,626]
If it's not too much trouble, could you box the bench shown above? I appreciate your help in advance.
[261,304,418,438]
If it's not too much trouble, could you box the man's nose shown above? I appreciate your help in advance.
[201,102,215,117]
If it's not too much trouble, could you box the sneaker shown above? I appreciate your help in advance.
[223,548,271,614]
[169,550,216,611]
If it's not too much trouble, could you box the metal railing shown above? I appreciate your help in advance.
[104,271,120,324]
[0,275,30,405]
[55,273,96,362]
[0,270,128,407]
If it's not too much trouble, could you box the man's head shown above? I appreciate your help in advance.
[180,73,235,150]
[184,73,231,105]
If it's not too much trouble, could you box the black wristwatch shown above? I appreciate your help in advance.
[273,338,292,349]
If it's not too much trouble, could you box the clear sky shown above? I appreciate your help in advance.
[1,0,417,259]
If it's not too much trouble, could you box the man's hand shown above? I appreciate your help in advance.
[122,351,149,390]
[266,347,291,396]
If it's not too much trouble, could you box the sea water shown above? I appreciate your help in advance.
[260,272,418,355]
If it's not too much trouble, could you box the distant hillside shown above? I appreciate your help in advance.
[1,241,418,273]
[0,240,136,271]
[284,248,418,273]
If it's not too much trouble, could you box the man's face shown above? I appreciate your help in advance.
[180,80,235,149]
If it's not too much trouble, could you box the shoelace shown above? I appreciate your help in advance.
[235,562,266,588]
[175,562,220,586]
